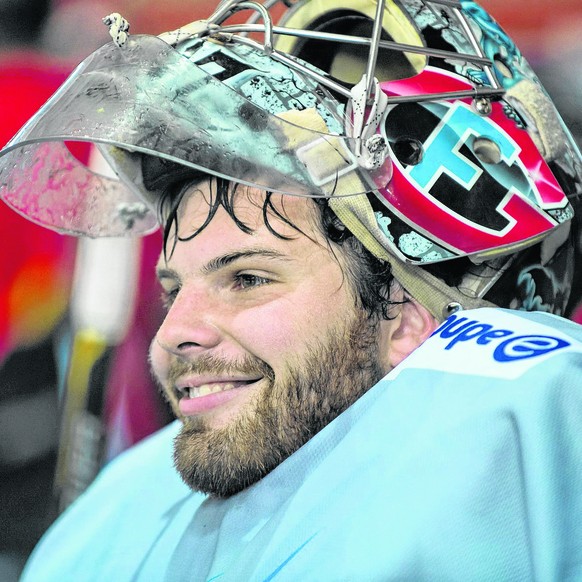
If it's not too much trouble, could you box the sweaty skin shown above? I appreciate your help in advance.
[149,182,405,496]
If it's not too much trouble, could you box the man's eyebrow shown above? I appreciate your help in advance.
[156,266,179,282]
[155,249,291,281]
[202,249,290,274]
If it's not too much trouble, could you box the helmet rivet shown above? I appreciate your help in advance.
[473,136,502,165]
[443,302,463,318]
[473,97,492,116]
[360,134,389,169]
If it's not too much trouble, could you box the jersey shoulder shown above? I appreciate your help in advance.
[402,307,582,382]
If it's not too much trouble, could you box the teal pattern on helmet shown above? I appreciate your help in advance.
[460,0,529,90]
[175,39,346,135]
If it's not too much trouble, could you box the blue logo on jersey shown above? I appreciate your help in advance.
[432,314,570,362]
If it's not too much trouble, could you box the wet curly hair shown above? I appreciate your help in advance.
[154,172,400,321]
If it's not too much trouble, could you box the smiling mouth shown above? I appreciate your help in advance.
[177,379,262,399]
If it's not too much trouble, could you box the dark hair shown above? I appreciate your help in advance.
[157,174,398,320]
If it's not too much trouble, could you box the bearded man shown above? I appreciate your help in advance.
[2,0,582,579]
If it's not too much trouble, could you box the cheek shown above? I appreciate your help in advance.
[229,308,296,359]
[149,338,170,386]
[149,340,181,412]
[229,298,346,366]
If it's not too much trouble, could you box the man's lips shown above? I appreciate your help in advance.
[175,375,263,396]
[175,377,263,416]
[177,379,260,398]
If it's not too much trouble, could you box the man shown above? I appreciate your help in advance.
[1,0,582,579]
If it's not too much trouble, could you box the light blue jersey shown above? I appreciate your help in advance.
[21,309,582,581]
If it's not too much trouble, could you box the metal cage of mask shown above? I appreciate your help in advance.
[260,0,581,317]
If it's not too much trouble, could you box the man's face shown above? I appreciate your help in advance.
[150,182,395,497]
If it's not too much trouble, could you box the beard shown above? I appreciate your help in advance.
[169,309,386,498]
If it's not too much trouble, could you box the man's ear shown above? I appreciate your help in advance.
[387,296,440,368]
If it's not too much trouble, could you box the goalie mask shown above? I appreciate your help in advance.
[0,0,580,317]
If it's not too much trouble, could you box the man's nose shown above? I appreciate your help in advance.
[155,287,222,356]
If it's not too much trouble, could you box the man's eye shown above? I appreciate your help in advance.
[234,273,270,290]
[161,287,179,308]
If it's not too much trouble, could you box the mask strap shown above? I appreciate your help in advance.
[347,76,389,170]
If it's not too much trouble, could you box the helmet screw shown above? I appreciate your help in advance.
[443,302,463,318]
[473,98,492,116]
[473,136,502,165]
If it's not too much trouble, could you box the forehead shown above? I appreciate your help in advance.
[159,180,329,266]
[180,181,320,232]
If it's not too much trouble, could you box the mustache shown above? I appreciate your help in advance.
[166,353,275,386]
